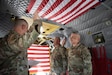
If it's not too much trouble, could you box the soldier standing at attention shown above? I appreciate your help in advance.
[0,11,42,75]
[68,32,92,75]
[50,37,68,75]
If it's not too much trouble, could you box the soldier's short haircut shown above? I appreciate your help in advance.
[14,19,28,27]
[55,37,60,41]
[71,31,80,39]
[72,31,79,34]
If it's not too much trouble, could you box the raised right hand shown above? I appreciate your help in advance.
[33,11,40,20]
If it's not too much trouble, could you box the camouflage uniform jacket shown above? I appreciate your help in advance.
[50,46,68,75]
[0,19,41,75]
[68,43,92,75]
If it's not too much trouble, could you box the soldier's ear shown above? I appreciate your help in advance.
[21,24,26,29]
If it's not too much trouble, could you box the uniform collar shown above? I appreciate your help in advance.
[9,30,22,37]
[71,43,81,49]
[10,30,21,36]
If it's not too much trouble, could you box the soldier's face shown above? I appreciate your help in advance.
[22,25,28,35]
[53,37,60,45]
[16,24,28,35]
[70,33,80,46]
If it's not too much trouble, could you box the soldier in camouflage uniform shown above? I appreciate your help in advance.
[50,37,68,75]
[68,32,92,75]
[0,12,42,75]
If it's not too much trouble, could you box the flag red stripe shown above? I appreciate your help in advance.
[29,69,50,72]
[28,49,49,51]
[26,0,36,12]
[53,0,85,21]
[65,2,100,24]
[37,0,49,12]
[102,45,106,58]
[41,0,63,17]
[28,52,49,55]
[32,65,50,68]
[48,0,77,20]
[41,61,50,63]
[60,0,94,23]
[28,61,50,63]
[28,57,50,59]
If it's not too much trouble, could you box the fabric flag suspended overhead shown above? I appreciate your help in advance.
[26,0,100,24]
[28,44,50,74]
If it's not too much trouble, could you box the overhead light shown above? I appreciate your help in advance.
[105,20,112,26]
[87,31,92,35]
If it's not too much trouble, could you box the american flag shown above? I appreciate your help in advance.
[26,0,100,24]
[28,44,50,74]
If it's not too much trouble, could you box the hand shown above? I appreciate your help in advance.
[33,11,40,20]
[61,37,66,47]
[33,11,42,33]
